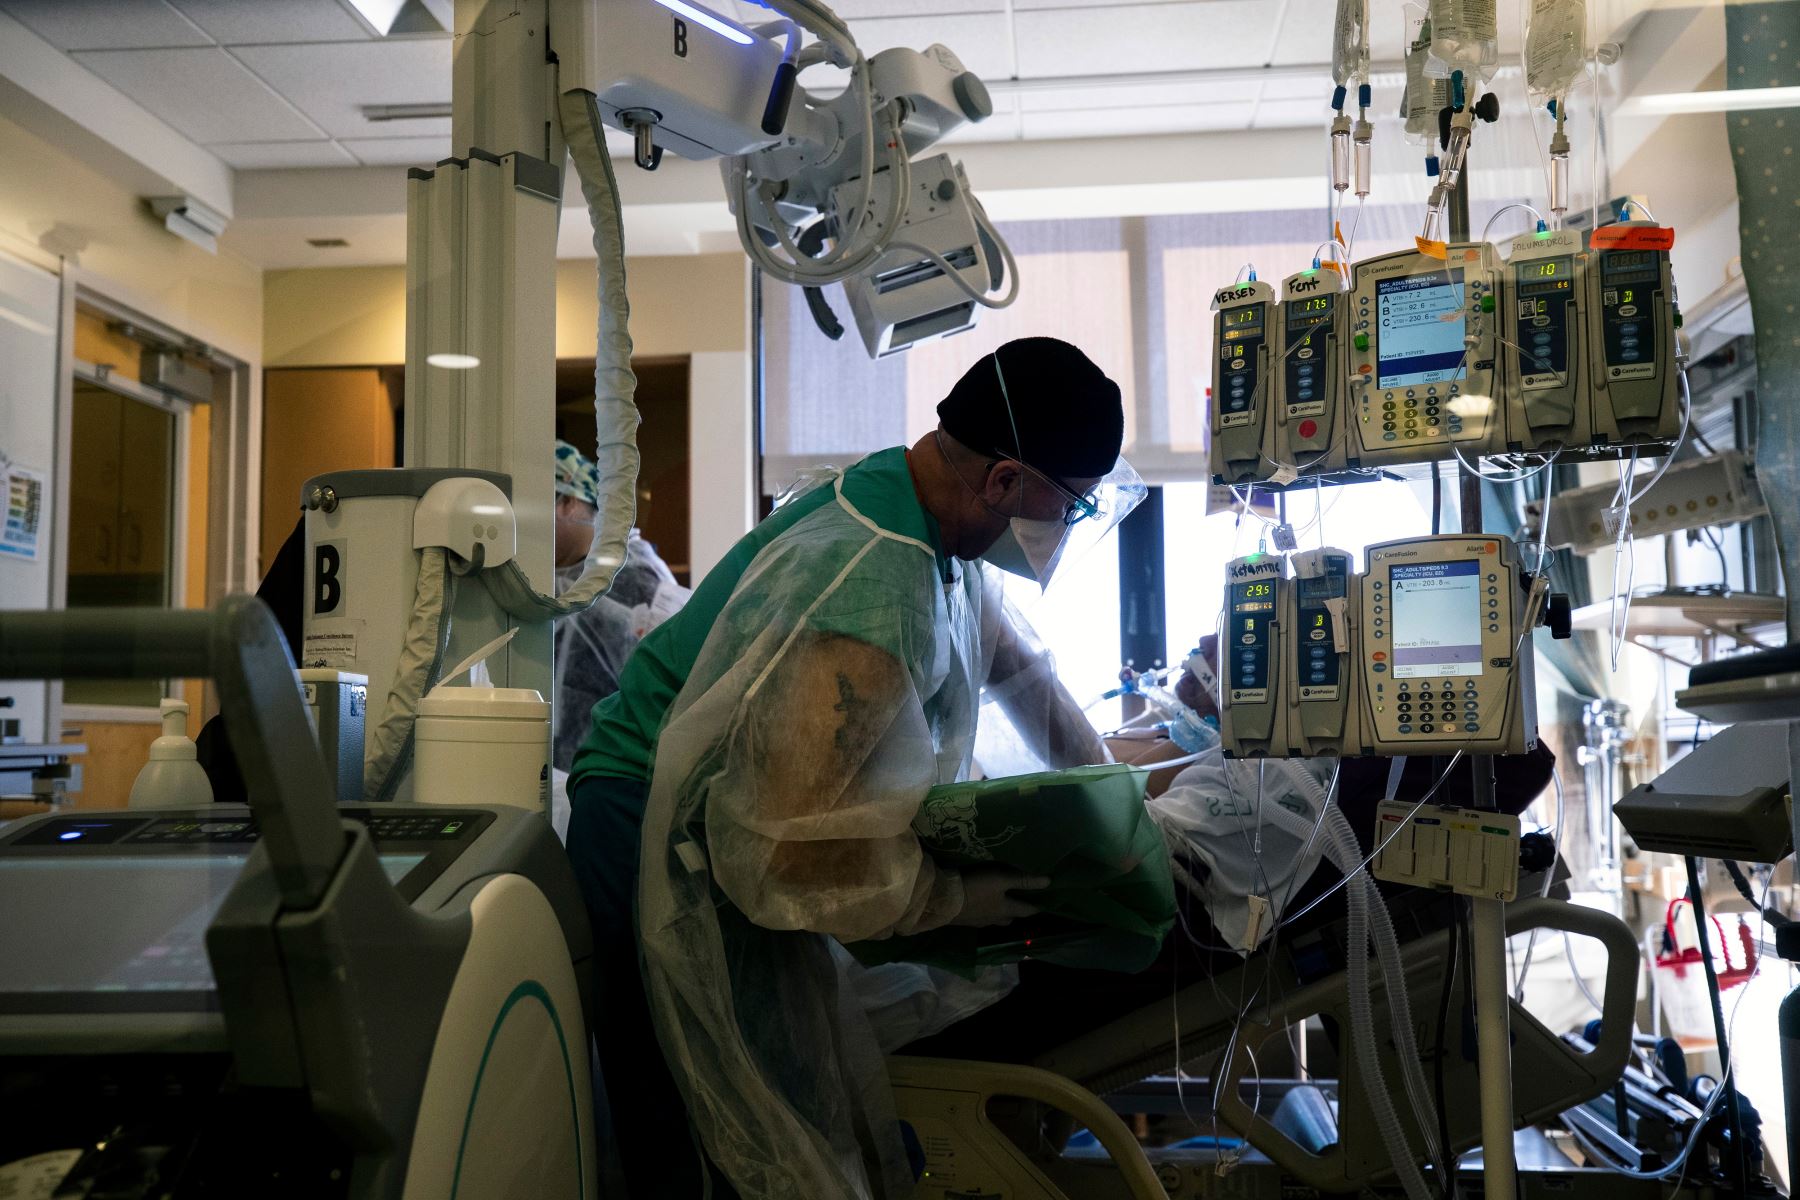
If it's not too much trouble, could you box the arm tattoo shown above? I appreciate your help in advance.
[832,670,865,759]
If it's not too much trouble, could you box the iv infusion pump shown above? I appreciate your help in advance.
[1209,279,1276,484]
[1220,535,1539,758]
[1588,220,1682,445]
[1207,227,1680,484]
[1348,243,1504,469]
[1273,269,1347,470]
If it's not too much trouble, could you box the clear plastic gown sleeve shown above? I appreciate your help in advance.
[636,472,991,1197]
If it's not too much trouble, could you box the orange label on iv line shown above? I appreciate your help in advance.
[1590,225,1675,251]
[1415,237,1448,259]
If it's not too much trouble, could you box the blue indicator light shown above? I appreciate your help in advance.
[59,830,82,841]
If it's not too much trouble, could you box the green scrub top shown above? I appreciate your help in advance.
[569,446,952,788]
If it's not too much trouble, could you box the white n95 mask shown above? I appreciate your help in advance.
[982,517,1070,587]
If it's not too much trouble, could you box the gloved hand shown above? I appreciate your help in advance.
[951,867,1052,928]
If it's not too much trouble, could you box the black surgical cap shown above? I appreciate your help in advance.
[937,337,1124,480]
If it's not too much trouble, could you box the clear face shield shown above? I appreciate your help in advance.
[984,353,1147,590]
[1022,455,1147,591]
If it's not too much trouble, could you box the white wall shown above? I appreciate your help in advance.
[0,250,62,742]
[688,350,755,582]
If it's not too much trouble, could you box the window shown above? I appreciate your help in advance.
[64,379,177,708]
[758,201,1527,685]
[1160,477,1435,669]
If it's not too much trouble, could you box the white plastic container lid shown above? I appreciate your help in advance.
[418,685,549,719]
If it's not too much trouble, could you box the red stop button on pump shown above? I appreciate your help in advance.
[1298,419,1318,438]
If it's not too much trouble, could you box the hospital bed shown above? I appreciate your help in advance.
[893,877,1641,1198]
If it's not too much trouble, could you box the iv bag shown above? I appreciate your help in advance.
[1402,13,1451,143]
[1332,0,1370,87]
[1427,0,1498,81]
[1526,0,1587,100]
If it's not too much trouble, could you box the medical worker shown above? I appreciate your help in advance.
[565,337,1144,1198]
[550,441,690,771]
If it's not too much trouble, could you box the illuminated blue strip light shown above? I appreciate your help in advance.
[650,0,755,44]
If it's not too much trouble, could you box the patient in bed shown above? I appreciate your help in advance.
[898,634,1555,1063]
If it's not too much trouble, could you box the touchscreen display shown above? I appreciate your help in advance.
[0,853,424,998]
[1389,560,1484,679]
[1376,269,1467,389]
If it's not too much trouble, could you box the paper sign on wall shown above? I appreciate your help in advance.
[0,460,44,562]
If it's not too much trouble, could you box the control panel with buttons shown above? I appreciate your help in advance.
[1371,800,1523,901]
[1275,268,1347,472]
[1220,553,1288,757]
[1346,243,1504,469]
[1358,535,1536,755]
[1502,227,1591,454]
[1209,279,1276,484]
[1587,224,1681,447]
[1286,548,1358,756]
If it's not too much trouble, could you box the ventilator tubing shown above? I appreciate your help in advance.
[1326,803,1445,1200]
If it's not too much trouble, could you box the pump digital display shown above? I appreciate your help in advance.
[1375,269,1467,389]
[1228,580,1275,692]
[1515,255,1574,378]
[1221,305,1265,341]
[1601,250,1660,284]
[1388,559,1484,679]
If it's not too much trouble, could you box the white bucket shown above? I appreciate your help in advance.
[413,685,551,814]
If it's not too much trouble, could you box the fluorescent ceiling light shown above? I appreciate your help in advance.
[1622,85,1800,117]
[345,0,406,33]
[426,353,481,369]
[650,0,754,45]
[345,0,446,35]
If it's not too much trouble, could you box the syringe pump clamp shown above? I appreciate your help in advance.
[1543,592,1572,639]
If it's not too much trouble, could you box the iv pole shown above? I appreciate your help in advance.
[1450,157,1522,1198]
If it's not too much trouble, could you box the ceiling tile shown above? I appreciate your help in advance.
[828,0,1005,14]
[168,0,375,45]
[1014,3,1275,78]
[1013,77,1261,112]
[341,136,455,166]
[1267,0,1338,66]
[0,0,209,50]
[840,12,1012,80]
[1019,101,1257,140]
[231,39,452,139]
[210,140,359,168]
[71,47,324,143]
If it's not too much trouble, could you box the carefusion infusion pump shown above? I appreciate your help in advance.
[1349,243,1504,468]
[1588,222,1681,446]
[1273,269,1348,470]
[1288,548,1360,757]
[1220,535,1555,758]
[1359,535,1536,756]
[1206,225,1684,485]
[1503,227,1590,453]
[1221,553,1285,757]
[1209,280,1276,484]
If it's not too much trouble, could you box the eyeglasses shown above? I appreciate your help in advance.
[995,458,1102,526]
